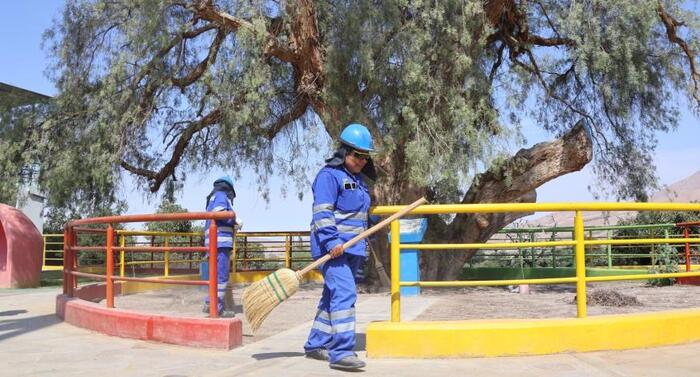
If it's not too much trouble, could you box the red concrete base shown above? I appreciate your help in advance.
[56,288,242,349]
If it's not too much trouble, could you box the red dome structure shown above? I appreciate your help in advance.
[0,203,43,288]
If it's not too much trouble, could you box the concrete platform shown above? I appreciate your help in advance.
[2,287,700,377]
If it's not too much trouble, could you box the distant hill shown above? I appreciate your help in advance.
[520,170,700,228]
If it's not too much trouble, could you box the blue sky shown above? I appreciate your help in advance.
[1,1,698,230]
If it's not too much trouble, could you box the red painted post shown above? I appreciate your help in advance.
[72,229,78,290]
[209,223,218,318]
[71,229,78,290]
[106,224,115,308]
[684,226,691,272]
[63,226,72,296]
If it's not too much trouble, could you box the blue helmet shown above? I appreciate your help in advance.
[214,175,235,190]
[339,123,374,152]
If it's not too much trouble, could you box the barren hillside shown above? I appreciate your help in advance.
[521,170,700,228]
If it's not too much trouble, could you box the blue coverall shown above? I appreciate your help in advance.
[304,165,370,364]
[204,191,236,313]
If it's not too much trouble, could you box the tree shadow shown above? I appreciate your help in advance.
[0,313,61,342]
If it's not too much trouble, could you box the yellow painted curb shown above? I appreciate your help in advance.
[367,309,700,358]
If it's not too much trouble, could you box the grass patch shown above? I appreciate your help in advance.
[40,270,64,287]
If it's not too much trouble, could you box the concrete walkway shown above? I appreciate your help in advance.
[1,287,700,377]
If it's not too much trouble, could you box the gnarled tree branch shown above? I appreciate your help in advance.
[657,2,700,106]
[120,108,221,192]
[191,1,296,62]
[422,121,593,280]
[171,27,227,90]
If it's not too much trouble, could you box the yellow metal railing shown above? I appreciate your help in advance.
[44,229,311,276]
[42,234,65,271]
[371,202,700,322]
[115,230,204,277]
[232,231,311,272]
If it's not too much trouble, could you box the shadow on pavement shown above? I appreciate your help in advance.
[251,351,305,360]
[0,313,61,342]
[354,332,366,351]
[0,310,27,316]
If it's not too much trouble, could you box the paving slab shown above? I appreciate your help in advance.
[1,287,700,377]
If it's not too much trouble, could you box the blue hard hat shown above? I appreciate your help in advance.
[214,175,235,190]
[339,123,374,152]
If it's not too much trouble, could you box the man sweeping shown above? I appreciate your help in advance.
[303,123,377,370]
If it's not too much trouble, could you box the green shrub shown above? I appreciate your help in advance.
[647,244,679,287]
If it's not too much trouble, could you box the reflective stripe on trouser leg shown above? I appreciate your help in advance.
[204,247,231,312]
[304,253,365,363]
[304,283,332,353]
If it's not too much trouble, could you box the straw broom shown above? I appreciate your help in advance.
[242,197,428,331]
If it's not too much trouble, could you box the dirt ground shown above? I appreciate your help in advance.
[110,281,700,345]
[415,281,700,321]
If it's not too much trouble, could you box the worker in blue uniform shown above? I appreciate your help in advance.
[203,175,242,317]
[303,123,378,370]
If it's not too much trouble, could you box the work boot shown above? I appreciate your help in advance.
[219,310,236,318]
[305,349,330,361]
[329,355,366,370]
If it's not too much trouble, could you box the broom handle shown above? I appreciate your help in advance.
[297,197,428,276]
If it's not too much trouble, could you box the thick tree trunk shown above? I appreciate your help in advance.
[364,121,592,287]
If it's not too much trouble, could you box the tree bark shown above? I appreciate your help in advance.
[365,120,592,287]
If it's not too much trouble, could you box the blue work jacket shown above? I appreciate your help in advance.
[310,165,371,258]
[204,191,236,248]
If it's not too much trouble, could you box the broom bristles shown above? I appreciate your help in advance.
[242,268,300,331]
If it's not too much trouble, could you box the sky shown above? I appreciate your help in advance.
[1,1,698,231]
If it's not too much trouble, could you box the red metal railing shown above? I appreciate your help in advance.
[677,221,700,272]
[63,211,234,318]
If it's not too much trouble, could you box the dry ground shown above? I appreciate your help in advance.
[110,281,700,345]
[415,281,700,321]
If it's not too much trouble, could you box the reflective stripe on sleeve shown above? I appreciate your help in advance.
[334,211,367,222]
[313,203,335,213]
[336,224,364,235]
[312,217,336,231]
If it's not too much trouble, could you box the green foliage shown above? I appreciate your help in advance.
[139,197,199,271]
[1,0,699,215]
[647,243,680,287]
[146,199,194,235]
[615,206,700,266]
[237,241,280,271]
[0,97,47,206]
[618,207,700,227]
[320,1,504,192]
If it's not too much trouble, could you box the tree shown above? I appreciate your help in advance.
[614,205,700,266]
[3,0,699,284]
[146,180,194,234]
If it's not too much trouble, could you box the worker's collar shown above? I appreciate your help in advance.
[325,145,377,181]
